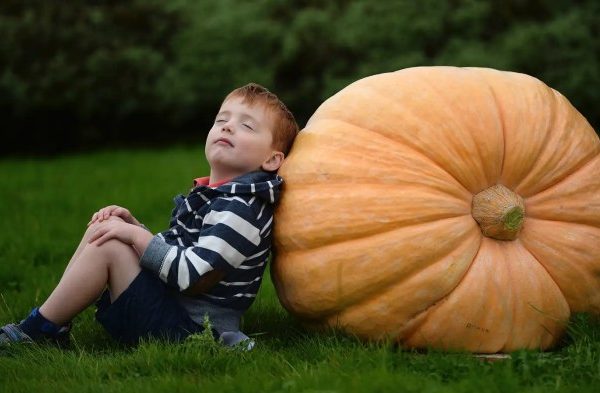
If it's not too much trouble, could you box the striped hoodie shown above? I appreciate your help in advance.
[140,171,281,327]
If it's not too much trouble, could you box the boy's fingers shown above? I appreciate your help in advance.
[88,224,107,243]
[88,231,99,243]
[95,227,119,246]
[90,206,128,227]
[87,212,99,226]
[94,233,109,246]
[112,207,133,223]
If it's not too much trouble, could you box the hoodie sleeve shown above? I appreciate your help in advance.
[139,196,270,292]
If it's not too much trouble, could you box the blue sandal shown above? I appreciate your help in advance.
[0,323,33,345]
[0,321,71,346]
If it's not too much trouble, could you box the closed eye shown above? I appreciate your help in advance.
[243,123,254,130]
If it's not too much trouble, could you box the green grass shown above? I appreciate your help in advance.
[1,146,599,392]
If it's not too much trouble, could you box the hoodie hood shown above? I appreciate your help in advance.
[170,171,282,229]
[194,171,283,204]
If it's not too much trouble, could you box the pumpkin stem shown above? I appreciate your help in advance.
[471,184,525,241]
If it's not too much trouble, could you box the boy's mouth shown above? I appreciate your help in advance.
[215,138,234,147]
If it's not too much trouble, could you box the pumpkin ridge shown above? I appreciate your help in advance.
[321,229,481,335]
[311,114,472,198]
[338,80,483,187]
[363,83,476,193]
[287,182,469,202]
[405,238,568,352]
[399,291,454,345]
[501,238,570,350]
[404,238,503,351]
[283,182,472,206]
[400,236,485,345]
[282,180,469,201]
[524,211,600,230]
[476,72,507,183]
[469,68,556,192]
[300,118,472,199]
[521,219,595,278]
[524,154,600,227]
[519,218,600,312]
[525,152,600,206]
[512,88,599,197]
[501,240,518,352]
[340,231,478,314]
[512,86,563,196]
[287,118,469,198]
[416,69,504,190]
[276,213,475,254]
[274,217,480,319]
[418,71,493,187]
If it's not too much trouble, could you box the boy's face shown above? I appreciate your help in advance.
[205,97,283,179]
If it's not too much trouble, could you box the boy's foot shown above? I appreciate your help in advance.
[1,307,72,347]
[0,321,71,347]
[0,323,33,345]
[219,331,256,351]
[44,323,72,347]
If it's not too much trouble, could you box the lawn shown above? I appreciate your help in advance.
[1,146,599,392]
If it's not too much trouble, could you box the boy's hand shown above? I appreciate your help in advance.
[88,220,153,254]
[88,205,140,226]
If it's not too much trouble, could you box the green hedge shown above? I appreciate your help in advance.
[1,0,598,155]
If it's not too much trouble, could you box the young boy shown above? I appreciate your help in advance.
[0,83,299,347]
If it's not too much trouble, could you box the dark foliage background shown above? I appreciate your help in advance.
[1,0,598,156]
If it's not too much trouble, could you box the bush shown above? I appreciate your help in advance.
[1,0,598,155]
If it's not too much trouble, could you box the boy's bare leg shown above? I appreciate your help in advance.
[39,239,142,326]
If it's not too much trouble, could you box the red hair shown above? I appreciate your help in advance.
[225,83,299,155]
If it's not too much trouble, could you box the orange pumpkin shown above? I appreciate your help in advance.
[272,66,600,353]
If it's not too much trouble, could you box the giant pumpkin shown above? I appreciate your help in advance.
[272,66,600,353]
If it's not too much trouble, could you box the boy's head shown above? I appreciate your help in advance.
[205,83,299,181]
[224,83,298,156]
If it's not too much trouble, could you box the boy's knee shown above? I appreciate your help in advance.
[84,240,133,269]
[93,239,129,258]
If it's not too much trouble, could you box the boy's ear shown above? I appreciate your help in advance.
[261,151,285,172]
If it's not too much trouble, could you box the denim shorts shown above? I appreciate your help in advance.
[95,269,215,345]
